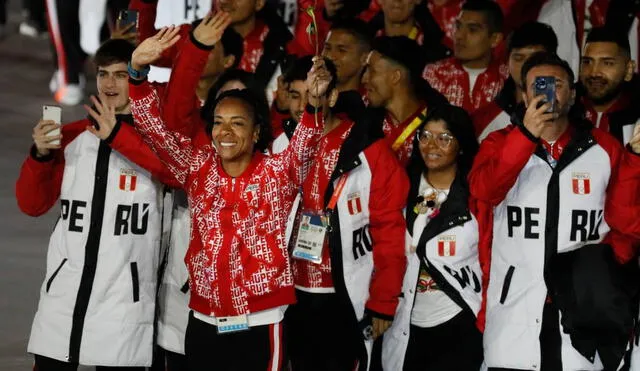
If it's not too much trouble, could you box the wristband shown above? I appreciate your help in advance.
[127,62,150,80]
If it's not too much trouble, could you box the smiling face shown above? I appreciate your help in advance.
[322,29,367,85]
[96,62,130,113]
[210,97,259,163]
[288,79,307,123]
[379,0,421,23]
[580,41,633,105]
[418,119,459,172]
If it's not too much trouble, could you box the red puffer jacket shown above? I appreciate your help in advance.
[130,80,323,317]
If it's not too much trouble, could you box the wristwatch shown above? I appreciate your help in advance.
[127,62,150,80]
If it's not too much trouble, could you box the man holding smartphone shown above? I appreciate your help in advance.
[16,38,178,371]
[470,52,640,370]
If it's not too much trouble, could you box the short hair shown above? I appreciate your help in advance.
[329,18,374,51]
[461,0,504,34]
[507,21,558,55]
[283,55,314,84]
[220,28,244,69]
[94,39,135,68]
[520,52,575,89]
[201,69,266,123]
[204,89,273,153]
[586,26,631,58]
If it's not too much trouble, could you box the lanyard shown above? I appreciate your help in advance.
[391,108,428,151]
[326,175,348,212]
[408,26,419,40]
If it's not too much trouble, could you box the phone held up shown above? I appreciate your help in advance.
[117,10,139,34]
[534,76,556,113]
[42,105,62,146]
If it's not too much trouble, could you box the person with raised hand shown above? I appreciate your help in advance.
[128,38,326,370]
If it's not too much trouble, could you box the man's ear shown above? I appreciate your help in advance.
[490,32,504,49]
[624,60,636,82]
[328,89,339,108]
[255,0,266,12]
[522,92,529,108]
[223,55,236,69]
[569,89,576,106]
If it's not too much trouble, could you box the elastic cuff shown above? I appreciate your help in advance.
[517,124,539,143]
[30,145,54,162]
[103,121,122,144]
[365,308,395,321]
[305,103,322,114]
[190,31,215,51]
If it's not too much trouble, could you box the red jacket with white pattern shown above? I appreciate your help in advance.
[130,80,323,317]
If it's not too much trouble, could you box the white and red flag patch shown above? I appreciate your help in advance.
[347,192,362,215]
[119,169,137,192]
[572,172,590,195]
[438,235,456,257]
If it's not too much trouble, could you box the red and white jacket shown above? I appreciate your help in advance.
[427,0,463,50]
[17,116,177,366]
[423,57,509,113]
[469,123,640,370]
[130,80,323,318]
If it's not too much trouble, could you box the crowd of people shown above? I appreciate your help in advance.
[13,0,640,370]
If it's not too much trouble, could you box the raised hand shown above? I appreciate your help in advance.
[131,26,181,70]
[111,21,137,44]
[306,56,333,106]
[84,95,118,140]
[193,12,232,47]
[523,95,557,138]
[629,122,640,155]
[32,120,62,157]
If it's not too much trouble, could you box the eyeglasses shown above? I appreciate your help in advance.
[417,130,455,149]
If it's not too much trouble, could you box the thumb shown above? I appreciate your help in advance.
[86,125,99,137]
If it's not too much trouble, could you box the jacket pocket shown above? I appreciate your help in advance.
[499,266,515,305]
[46,258,68,293]
[130,262,140,303]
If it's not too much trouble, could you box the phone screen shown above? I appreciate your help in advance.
[118,10,139,34]
[534,76,556,113]
[43,105,62,146]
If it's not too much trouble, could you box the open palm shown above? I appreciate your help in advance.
[131,26,181,68]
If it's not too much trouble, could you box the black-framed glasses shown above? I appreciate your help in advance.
[416,130,455,149]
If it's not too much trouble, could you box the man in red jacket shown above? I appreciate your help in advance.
[580,27,639,146]
[423,0,508,113]
[16,38,177,371]
[470,52,640,371]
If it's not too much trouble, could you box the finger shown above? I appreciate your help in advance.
[629,131,640,145]
[84,103,101,121]
[34,135,63,144]
[203,11,214,25]
[86,125,99,137]
[527,95,545,111]
[539,112,556,122]
[36,120,57,131]
[165,25,181,41]
[98,93,114,113]
[155,27,168,40]
[39,142,62,149]
[41,123,62,135]
[119,22,135,32]
[166,33,181,49]
[89,96,104,115]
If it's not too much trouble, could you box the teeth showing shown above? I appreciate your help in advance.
[219,142,236,148]
[427,154,441,159]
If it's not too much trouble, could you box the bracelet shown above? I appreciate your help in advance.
[127,61,150,80]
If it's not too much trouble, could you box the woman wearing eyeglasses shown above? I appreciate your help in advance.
[380,105,483,371]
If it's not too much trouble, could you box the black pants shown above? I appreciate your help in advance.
[34,354,144,371]
[150,346,188,371]
[0,0,6,25]
[403,310,483,371]
[286,290,360,371]
[488,302,562,371]
[185,311,285,371]
[45,0,86,84]
[23,0,46,30]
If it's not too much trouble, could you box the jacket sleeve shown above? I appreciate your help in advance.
[106,121,181,188]
[130,79,199,186]
[15,121,87,216]
[468,126,538,206]
[365,140,409,318]
[274,104,323,186]
[161,31,212,136]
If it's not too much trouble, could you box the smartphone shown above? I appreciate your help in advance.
[42,105,62,146]
[117,10,139,34]
[534,76,556,113]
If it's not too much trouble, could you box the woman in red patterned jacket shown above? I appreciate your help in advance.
[128,25,329,371]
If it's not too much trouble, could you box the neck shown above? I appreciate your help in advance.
[196,76,218,102]
[592,93,623,113]
[337,74,362,93]
[461,53,491,69]
[116,103,131,115]
[384,16,416,37]
[232,16,257,38]
[541,116,570,143]
[387,90,422,125]
[425,164,457,190]
[514,84,524,104]
[323,113,343,135]
[430,0,451,6]
[221,155,253,178]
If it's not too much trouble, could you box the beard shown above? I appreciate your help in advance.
[584,77,626,106]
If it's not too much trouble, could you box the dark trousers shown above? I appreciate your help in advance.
[0,0,6,25]
[403,310,483,371]
[34,354,144,371]
[185,311,285,371]
[150,346,188,371]
[488,302,562,371]
[45,0,86,84]
[286,290,359,371]
[22,0,46,30]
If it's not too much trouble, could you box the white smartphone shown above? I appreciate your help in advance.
[42,105,62,146]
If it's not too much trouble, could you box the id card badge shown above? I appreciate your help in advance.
[292,212,326,264]
[217,314,249,334]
